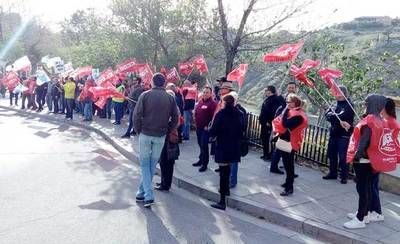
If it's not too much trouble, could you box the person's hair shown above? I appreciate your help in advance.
[385,98,397,119]
[136,77,142,84]
[287,93,303,108]
[223,94,235,107]
[266,85,276,94]
[203,86,212,92]
[287,81,297,87]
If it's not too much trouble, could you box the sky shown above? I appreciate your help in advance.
[2,0,400,32]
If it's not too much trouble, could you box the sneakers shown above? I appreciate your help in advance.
[135,196,145,202]
[368,211,384,222]
[144,200,154,208]
[347,212,369,224]
[344,217,366,229]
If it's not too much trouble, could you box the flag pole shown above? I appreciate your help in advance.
[332,80,361,121]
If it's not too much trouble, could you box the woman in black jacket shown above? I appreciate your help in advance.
[209,94,243,210]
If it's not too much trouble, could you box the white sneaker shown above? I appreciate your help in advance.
[347,211,369,224]
[344,218,366,229]
[347,211,357,219]
[368,211,384,222]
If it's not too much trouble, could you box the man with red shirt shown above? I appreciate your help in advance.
[193,86,217,172]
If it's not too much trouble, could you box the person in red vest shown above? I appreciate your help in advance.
[272,93,308,196]
[27,76,38,110]
[346,97,399,228]
[181,80,198,140]
[344,94,399,229]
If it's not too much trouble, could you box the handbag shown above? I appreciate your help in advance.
[167,142,180,161]
[275,138,292,153]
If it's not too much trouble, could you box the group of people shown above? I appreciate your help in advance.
[259,82,400,229]
[2,69,399,230]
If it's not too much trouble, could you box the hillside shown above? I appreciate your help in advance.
[239,16,400,114]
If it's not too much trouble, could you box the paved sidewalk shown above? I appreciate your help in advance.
[1,98,400,244]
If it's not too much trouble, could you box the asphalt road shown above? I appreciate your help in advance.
[0,109,322,244]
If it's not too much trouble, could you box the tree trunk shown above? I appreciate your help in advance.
[225,50,236,75]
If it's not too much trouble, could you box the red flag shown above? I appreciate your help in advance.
[2,72,21,90]
[227,64,249,88]
[178,61,194,76]
[89,85,124,100]
[73,66,92,79]
[165,67,180,84]
[263,41,304,63]
[116,58,137,75]
[131,63,154,87]
[318,68,343,97]
[289,64,315,88]
[192,55,208,74]
[96,68,118,86]
[95,97,108,109]
[12,56,32,73]
[301,59,321,71]
[160,66,168,77]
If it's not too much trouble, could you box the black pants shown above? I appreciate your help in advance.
[370,173,382,214]
[261,125,272,158]
[281,150,295,191]
[36,90,45,110]
[10,92,19,105]
[196,128,210,167]
[327,136,350,179]
[159,143,175,190]
[53,96,59,113]
[65,99,74,119]
[219,165,231,197]
[29,94,37,109]
[354,163,373,221]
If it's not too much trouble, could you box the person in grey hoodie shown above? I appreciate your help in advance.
[344,94,387,229]
[133,73,179,208]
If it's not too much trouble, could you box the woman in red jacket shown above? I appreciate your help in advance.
[272,94,308,196]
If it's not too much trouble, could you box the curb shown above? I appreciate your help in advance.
[1,105,376,244]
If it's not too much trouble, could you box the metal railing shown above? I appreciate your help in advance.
[246,113,329,166]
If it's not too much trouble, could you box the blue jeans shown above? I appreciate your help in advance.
[196,128,209,167]
[183,110,192,139]
[230,162,239,187]
[113,101,124,123]
[136,134,166,201]
[84,101,93,120]
[327,136,350,179]
[370,173,382,214]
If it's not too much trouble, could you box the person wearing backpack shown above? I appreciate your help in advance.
[345,94,399,229]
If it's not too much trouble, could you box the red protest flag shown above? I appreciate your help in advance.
[318,68,343,97]
[160,66,168,77]
[178,61,194,76]
[227,64,249,88]
[3,72,21,90]
[116,58,137,75]
[165,67,180,84]
[96,68,118,86]
[301,59,321,72]
[131,63,154,87]
[289,64,315,88]
[263,41,304,63]
[192,55,208,74]
[73,66,93,79]
[95,96,108,109]
[318,68,343,80]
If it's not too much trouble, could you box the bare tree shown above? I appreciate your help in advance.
[216,0,311,74]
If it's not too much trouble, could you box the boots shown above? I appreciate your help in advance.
[211,194,226,210]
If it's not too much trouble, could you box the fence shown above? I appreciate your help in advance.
[246,113,330,166]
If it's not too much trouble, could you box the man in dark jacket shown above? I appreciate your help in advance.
[121,77,145,138]
[259,85,285,161]
[323,86,355,184]
[133,73,179,208]
[193,86,217,172]
[166,83,184,142]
